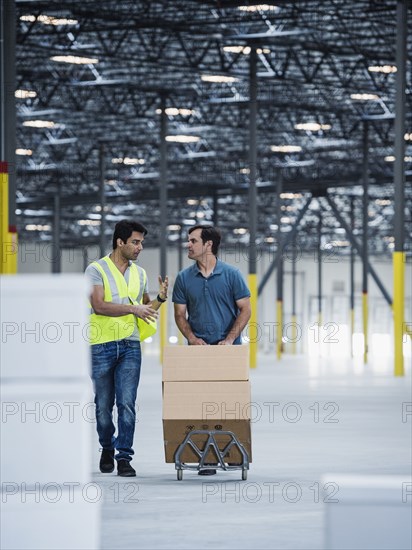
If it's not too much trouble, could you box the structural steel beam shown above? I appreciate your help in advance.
[326,195,392,307]
[258,196,312,296]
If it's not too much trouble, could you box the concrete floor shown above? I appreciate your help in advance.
[92,353,412,550]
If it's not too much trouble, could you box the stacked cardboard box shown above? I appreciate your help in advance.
[162,345,252,464]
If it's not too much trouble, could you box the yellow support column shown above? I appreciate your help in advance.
[248,273,257,368]
[0,163,17,274]
[393,252,405,376]
[159,301,168,364]
[277,300,282,360]
[362,292,368,364]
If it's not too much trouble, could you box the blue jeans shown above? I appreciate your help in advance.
[91,339,141,462]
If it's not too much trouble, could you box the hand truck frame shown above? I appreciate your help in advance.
[174,429,250,481]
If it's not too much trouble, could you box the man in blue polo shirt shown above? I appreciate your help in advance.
[173,225,251,346]
[173,225,251,475]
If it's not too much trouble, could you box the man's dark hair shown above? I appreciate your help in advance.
[189,224,221,256]
[112,220,147,249]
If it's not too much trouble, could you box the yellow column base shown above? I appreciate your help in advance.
[393,252,405,376]
[277,300,282,360]
[248,274,258,369]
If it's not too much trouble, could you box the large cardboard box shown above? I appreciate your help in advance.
[162,380,252,463]
[162,345,249,382]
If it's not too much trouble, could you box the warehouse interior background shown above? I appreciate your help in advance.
[1,1,411,549]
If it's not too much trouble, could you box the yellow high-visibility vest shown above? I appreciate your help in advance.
[88,256,157,345]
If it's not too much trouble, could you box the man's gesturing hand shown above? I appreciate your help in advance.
[158,275,169,301]
[134,304,158,324]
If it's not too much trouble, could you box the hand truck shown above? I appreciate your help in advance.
[174,429,250,481]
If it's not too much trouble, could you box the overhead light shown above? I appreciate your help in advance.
[265,237,275,243]
[334,240,350,247]
[238,4,278,12]
[166,135,200,143]
[111,157,145,165]
[156,108,195,116]
[280,193,303,199]
[167,224,181,231]
[105,179,117,186]
[271,145,302,153]
[239,168,250,174]
[187,199,198,205]
[23,120,57,128]
[15,89,37,99]
[257,48,271,54]
[20,14,78,25]
[78,220,101,226]
[295,122,331,131]
[350,93,380,101]
[234,228,248,235]
[375,199,391,206]
[405,133,412,141]
[123,157,145,165]
[197,212,206,219]
[38,15,78,25]
[368,65,397,74]
[384,155,412,162]
[50,55,99,65]
[280,217,291,223]
[25,224,51,231]
[183,219,196,225]
[223,46,251,55]
[201,75,238,83]
[20,15,37,22]
[16,148,33,156]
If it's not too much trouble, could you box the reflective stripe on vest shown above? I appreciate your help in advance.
[88,256,147,345]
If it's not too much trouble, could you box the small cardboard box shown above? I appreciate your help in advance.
[162,345,249,382]
[162,381,252,463]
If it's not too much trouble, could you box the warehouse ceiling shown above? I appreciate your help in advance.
[14,0,412,256]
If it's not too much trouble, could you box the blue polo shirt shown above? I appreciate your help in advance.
[172,259,250,345]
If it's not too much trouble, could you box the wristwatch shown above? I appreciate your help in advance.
[157,294,167,303]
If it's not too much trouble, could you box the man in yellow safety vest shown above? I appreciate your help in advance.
[85,220,168,477]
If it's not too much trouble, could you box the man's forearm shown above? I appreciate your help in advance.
[175,315,196,341]
[92,301,136,317]
[225,308,251,343]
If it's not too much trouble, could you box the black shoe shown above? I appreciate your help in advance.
[117,460,136,477]
[99,449,114,473]
[198,469,217,475]
[198,464,217,476]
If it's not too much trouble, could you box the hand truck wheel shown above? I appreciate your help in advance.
[242,469,247,481]
[177,469,183,481]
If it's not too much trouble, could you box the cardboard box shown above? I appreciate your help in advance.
[162,381,252,463]
[162,345,249,382]
[163,381,251,419]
